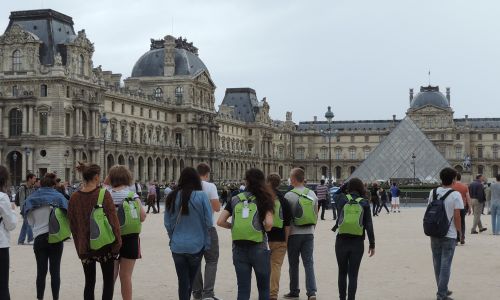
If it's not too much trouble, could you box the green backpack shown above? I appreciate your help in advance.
[291,188,317,226]
[338,194,364,236]
[117,191,142,236]
[48,207,71,244]
[231,193,264,243]
[272,199,284,229]
[90,188,116,250]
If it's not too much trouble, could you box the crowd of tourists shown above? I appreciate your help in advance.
[0,160,498,300]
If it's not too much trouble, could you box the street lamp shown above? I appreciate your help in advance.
[12,152,18,187]
[324,106,334,186]
[411,153,416,184]
[100,113,109,176]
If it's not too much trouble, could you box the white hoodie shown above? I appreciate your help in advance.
[0,192,17,248]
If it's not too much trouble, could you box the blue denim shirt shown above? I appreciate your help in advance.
[164,190,212,254]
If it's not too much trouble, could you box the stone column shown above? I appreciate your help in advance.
[89,111,94,137]
[0,106,3,136]
[29,106,34,133]
[22,106,28,134]
[21,152,27,180]
[75,108,81,135]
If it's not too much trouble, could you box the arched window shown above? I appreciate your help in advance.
[9,109,22,137]
[175,86,183,103]
[39,112,48,136]
[78,54,84,75]
[40,84,48,97]
[12,50,21,71]
[154,87,163,98]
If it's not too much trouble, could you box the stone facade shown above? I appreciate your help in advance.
[1,9,499,186]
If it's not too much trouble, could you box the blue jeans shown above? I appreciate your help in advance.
[18,217,33,244]
[491,203,500,234]
[287,234,317,297]
[431,237,456,299]
[232,244,270,300]
[172,251,203,300]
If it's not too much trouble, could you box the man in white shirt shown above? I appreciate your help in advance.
[193,163,221,300]
[427,167,463,300]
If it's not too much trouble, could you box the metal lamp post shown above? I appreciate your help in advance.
[411,153,416,184]
[324,106,334,186]
[12,152,18,187]
[100,113,109,176]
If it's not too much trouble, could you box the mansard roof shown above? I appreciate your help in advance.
[221,88,260,122]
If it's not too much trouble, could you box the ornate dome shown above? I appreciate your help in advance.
[410,85,449,109]
[131,37,209,77]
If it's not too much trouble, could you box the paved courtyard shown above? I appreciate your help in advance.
[8,207,500,299]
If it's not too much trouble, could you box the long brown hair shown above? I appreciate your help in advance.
[245,168,274,223]
[166,167,202,215]
[76,162,101,182]
[0,165,10,194]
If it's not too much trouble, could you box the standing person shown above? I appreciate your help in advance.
[333,178,375,300]
[369,183,380,217]
[165,167,212,300]
[267,173,292,300]
[217,168,274,300]
[390,183,401,213]
[426,168,463,300]
[23,173,68,300]
[451,173,471,244]
[192,163,221,300]
[484,182,491,215]
[107,165,147,300]
[16,173,36,245]
[469,174,487,234]
[0,165,17,300]
[315,180,329,221]
[377,186,390,214]
[283,168,318,300]
[490,174,500,235]
[68,162,122,300]
[155,182,161,213]
[146,182,158,214]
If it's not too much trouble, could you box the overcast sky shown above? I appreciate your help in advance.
[1,0,499,122]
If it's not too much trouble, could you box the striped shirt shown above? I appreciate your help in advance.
[315,184,328,201]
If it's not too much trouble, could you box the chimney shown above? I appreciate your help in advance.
[446,87,450,105]
[164,35,176,77]
[409,88,414,105]
[313,116,317,123]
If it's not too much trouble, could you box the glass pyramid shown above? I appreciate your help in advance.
[349,117,450,183]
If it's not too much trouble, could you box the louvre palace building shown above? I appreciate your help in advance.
[1,9,500,185]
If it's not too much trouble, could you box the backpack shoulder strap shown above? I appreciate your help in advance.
[303,188,310,195]
[237,193,247,201]
[346,194,353,201]
[440,189,455,201]
[126,191,135,200]
[97,188,106,206]
[432,188,438,201]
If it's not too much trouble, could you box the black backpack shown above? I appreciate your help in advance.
[423,189,454,238]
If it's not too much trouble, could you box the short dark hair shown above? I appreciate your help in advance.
[347,178,366,197]
[26,173,35,181]
[476,174,483,180]
[196,163,211,177]
[40,173,57,187]
[290,168,305,183]
[108,165,132,187]
[266,173,281,189]
[320,179,325,185]
[440,168,457,186]
[456,173,462,181]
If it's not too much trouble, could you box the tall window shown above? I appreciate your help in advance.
[478,165,484,174]
[39,113,48,135]
[478,133,482,141]
[12,85,18,97]
[175,133,182,147]
[350,136,355,143]
[320,147,328,159]
[335,148,341,160]
[364,135,369,142]
[455,146,462,160]
[78,54,84,75]
[477,146,483,159]
[12,50,21,71]
[65,113,71,136]
[494,133,498,141]
[131,105,135,115]
[456,133,460,140]
[40,84,48,97]
[296,148,305,160]
[154,87,163,98]
[364,148,370,159]
[82,112,88,137]
[9,109,22,136]
[493,145,498,159]
[140,107,143,117]
[349,148,356,160]
[176,114,181,122]
[111,101,115,112]
[121,103,125,113]
[175,86,183,104]
[66,86,71,98]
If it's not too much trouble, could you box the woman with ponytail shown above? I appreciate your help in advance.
[164,167,212,300]
[217,168,275,300]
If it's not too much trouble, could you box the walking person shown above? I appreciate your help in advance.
[490,174,500,235]
[68,162,122,300]
[165,167,212,300]
[390,183,401,213]
[469,174,487,234]
[155,182,161,213]
[425,167,463,300]
[333,178,375,300]
[146,182,158,214]
[377,186,390,214]
[283,168,318,300]
[16,173,36,245]
[267,173,292,300]
[0,165,17,300]
[369,183,380,217]
[217,168,274,300]
[23,173,68,300]
[107,165,147,300]
[315,179,329,220]
[192,163,222,300]
[451,173,471,244]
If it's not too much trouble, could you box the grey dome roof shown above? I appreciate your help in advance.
[131,48,209,77]
[410,86,449,109]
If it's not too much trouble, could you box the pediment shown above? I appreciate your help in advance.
[0,24,41,45]
[195,71,215,87]
[409,105,450,114]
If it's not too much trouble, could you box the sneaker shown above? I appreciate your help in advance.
[398,210,401,213]
[471,231,479,234]
[284,292,300,299]
[17,242,24,245]
[480,228,487,233]
[447,290,453,296]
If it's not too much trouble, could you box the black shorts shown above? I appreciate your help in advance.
[119,234,141,260]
